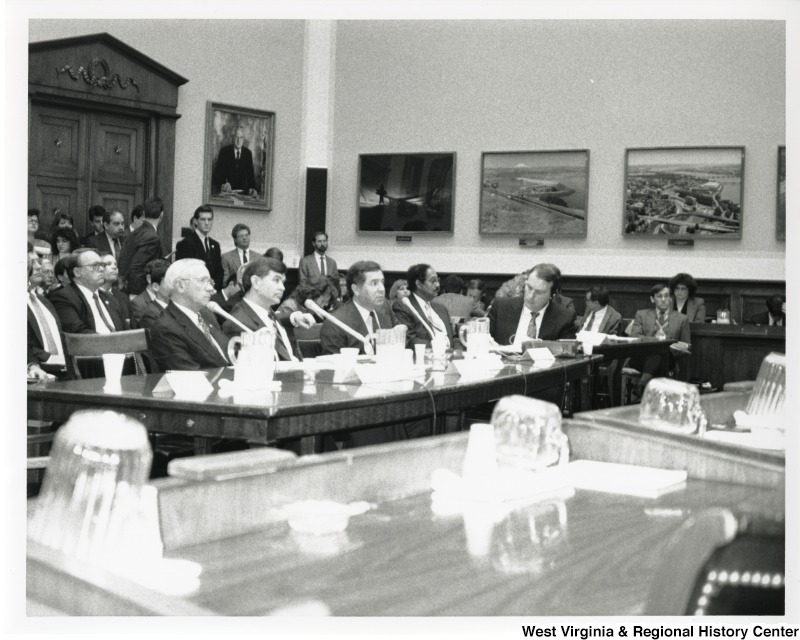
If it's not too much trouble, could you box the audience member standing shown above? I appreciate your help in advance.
[118,197,166,295]
[221,223,252,285]
[80,205,106,246]
[299,232,338,285]
[85,210,126,261]
[175,205,224,291]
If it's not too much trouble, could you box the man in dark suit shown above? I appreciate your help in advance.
[49,248,126,334]
[27,248,66,376]
[488,263,577,346]
[211,126,257,195]
[299,231,338,285]
[320,260,398,355]
[130,259,170,329]
[579,286,623,335]
[175,205,224,291]
[393,263,454,348]
[118,196,166,295]
[85,210,126,261]
[80,205,106,246]
[749,295,786,326]
[148,259,230,371]
[220,258,314,361]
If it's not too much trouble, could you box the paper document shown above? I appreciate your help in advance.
[564,460,687,498]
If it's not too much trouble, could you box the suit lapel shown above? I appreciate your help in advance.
[409,295,433,338]
[28,305,43,345]
[169,303,224,362]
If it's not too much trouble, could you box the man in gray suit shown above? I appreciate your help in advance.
[221,223,253,286]
[579,286,622,335]
[299,231,338,285]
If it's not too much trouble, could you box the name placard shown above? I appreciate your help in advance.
[668,238,694,247]
[396,235,412,243]
[519,238,545,248]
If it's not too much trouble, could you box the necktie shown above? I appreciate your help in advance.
[584,311,596,331]
[320,256,326,276]
[92,291,116,332]
[197,313,228,363]
[658,312,667,326]
[268,312,294,361]
[368,310,380,333]
[29,292,60,354]
[113,237,121,257]
[204,236,210,255]
[235,150,240,162]
[242,250,248,264]
[527,311,539,339]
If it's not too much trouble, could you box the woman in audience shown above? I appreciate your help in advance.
[27,209,52,259]
[277,278,336,318]
[389,278,410,303]
[668,272,706,322]
[325,274,344,310]
[50,256,72,294]
[49,227,80,264]
[51,211,75,233]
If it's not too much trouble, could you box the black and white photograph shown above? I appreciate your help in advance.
[777,145,786,241]
[624,147,744,239]
[480,150,590,237]
[204,102,275,211]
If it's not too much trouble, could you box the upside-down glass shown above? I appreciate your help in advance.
[490,395,569,471]
[27,410,155,564]
[638,377,708,435]
[745,352,785,423]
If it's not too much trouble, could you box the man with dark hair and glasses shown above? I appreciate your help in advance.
[49,248,126,335]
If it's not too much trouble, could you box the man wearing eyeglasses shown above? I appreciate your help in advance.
[628,283,692,399]
[148,258,231,371]
[49,248,126,335]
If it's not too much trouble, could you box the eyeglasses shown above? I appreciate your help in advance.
[77,262,106,271]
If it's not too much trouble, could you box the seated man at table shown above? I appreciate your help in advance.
[579,286,622,335]
[434,274,484,321]
[749,295,785,327]
[320,260,399,355]
[394,263,454,348]
[149,259,231,371]
[628,283,692,399]
[27,246,67,378]
[488,263,577,347]
[221,257,314,361]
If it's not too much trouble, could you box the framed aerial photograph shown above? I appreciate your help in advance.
[776,146,786,241]
[479,150,589,237]
[357,153,455,234]
[623,146,744,239]
[203,102,275,211]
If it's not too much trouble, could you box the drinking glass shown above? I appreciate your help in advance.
[491,395,569,471]
[745,352,785,423]
[28,410,154,564]
[638,378,707,435]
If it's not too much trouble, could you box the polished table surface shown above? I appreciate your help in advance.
[27,355,597,447]
[166,471,782,616]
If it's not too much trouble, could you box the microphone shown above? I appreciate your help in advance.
[304,299,373,353]
[401,296,435,339]
[206,301,253,334]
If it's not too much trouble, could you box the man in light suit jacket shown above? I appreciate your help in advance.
[299,231,338,285]
[488,264,577,346]
[221,223,253,286]
[175,205,224,291]
[628,283,692,397]
[220,257,315,361]
[148,259,230,371]
[579,286,622,335]
[118,197,166,295]
[393,263,454,347]
[85,210,126,261]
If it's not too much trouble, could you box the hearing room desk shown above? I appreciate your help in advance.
[26,356,597,453]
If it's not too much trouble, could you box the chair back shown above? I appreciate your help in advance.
[294,324,323,359]
[63,329,156,379]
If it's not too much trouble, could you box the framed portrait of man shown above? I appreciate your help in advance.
[203,102,275,211]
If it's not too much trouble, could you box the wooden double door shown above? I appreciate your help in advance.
[29,103,147,239]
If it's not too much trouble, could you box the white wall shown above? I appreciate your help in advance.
[329,20,786,280]
[29,19,308,265]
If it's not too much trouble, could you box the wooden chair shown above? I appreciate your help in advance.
[294,324,323,359]
[645,508,784,615]
[63,329,157,379]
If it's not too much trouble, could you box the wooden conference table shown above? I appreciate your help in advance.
[27,354,598,454]
[27,425,784,616]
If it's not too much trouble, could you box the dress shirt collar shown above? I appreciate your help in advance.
[244,297,273,325]
[353,299,375,330]
[195,229,210,244]
[173,301,203,330]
